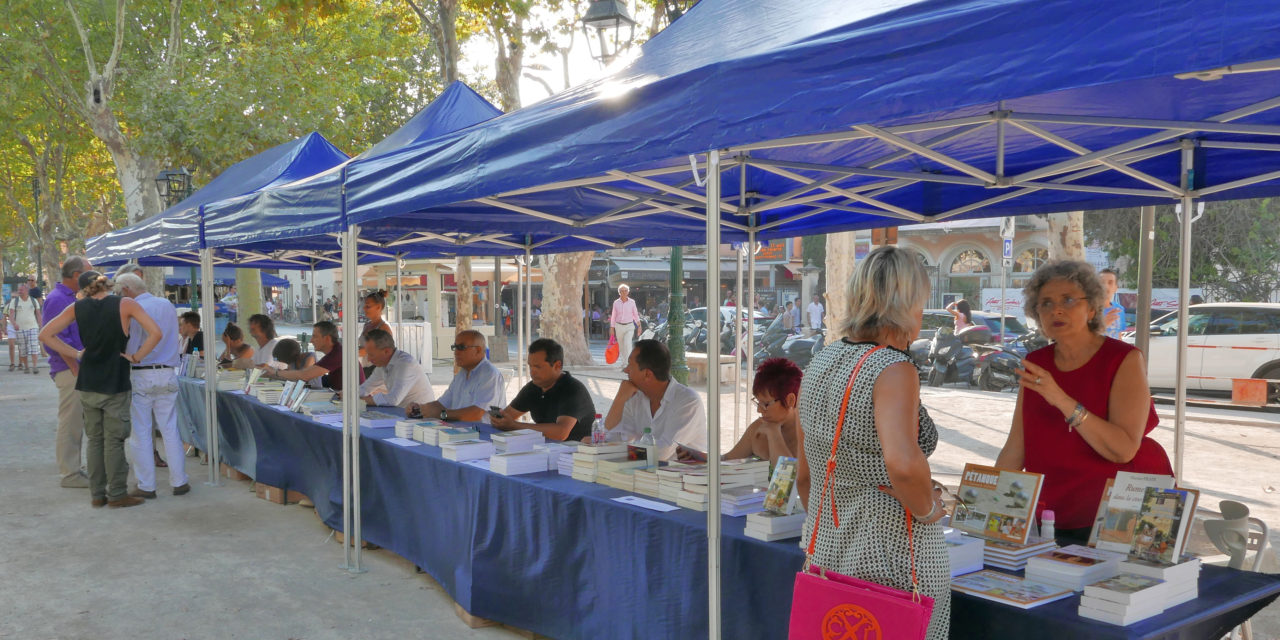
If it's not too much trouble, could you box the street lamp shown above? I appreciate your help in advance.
[156,168,194,209]
[581,0,636,66]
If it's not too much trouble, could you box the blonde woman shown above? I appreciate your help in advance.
[609,284,640,367]
[796,245,950,640]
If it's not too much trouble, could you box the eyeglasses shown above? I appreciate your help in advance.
[1036,296,1083,314]
[450,344,479,351]
[751,397,778,410]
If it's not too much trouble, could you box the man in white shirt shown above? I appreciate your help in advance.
[116,274,189,497]
[247,313,281,368]
[409,330,505,423]
[610,284,640,368]
[603,339,707,461]
[790,301,802,335]
[806,294,825,336]
[6,283,42,373]
[359,329,434,412]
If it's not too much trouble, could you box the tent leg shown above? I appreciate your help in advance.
[1174,143,1195,482]
[525,247,533,376]
[395,253,403,335]
[341,224,366,572]
[746,227,756,423]
[705,149,722,640]
[310,261,318,327]
[733,246,743,442]
[1135,206,1156,360]
[201,249,220,488]
[516,255,525,385]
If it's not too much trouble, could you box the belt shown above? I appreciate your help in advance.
[131,364,172,370]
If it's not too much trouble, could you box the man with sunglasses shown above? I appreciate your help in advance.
[408,330,505,423]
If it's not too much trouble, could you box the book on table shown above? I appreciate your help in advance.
[762,456,799,515]
[436,426,480,444]
[950,463,1045,545]
[491,428,545,453]
[490,450,549,476]
[358,411,400,429]
[1091,471,1176,552]
[943,529,985,577]
[440,439,495,462]
[1128,487,1199,565]
[744,511,806,541]
[575,442,628,456]
[950,570,1074,609]
[1024,545,1124,591]
[1081,573,1168,608]
[720,485,767,517]
[975,536,1057,571]
[242,367,264,393]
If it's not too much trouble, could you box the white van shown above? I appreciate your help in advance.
[1140,303,1280,392]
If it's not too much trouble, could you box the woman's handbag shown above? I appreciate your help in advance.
[604,334,619,364]
[788,345,935,640]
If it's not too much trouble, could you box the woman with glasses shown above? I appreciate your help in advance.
[995,260,1171,545]
[720,357,802,465]
[358,290,391,378]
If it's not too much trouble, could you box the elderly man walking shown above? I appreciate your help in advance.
[117,273,190,497]
[42,256,92,488]
[6,283,42,373]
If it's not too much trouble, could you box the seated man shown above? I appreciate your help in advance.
[491,338,595,442]
[178,311,204,355]
[603,339,707,461]
[262,321,361,391]
[247,313,280,368]
[358,329,434,412]
[218,323,253,367]
[408,330,505,423]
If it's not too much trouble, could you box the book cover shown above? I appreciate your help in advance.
[1082,573,1167,605]
[763,456,799,515]
[951,463,1045,545]
[950,570,1074,609]
[1128,487,1193,564]
[1095,472,1175,553]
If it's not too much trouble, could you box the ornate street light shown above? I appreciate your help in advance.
[156,168,194,209]
[581,0,637,66]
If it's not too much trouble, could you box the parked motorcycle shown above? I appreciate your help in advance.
[970,342,1024,391]
[925,326,978,387]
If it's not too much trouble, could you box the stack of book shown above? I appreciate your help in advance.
[490,450,549,476]
[534,442,577,472]
[943,528,985,577]
[255,383,286,404]
[1119,556,1201,608]
[491,429,545,453]
[395,418,443,440]
[358,411,399,429]
[216,372,244,391]
[720,485,767,516]
[678,458,771,511]
[440,439,495,462]
[597,457,646,491]
[305,405,345,425]
[676,489,710,511]
[951,570,1075,609]
[979,536,1057,571]
[436,426,481,445]
[744,511,807,542]
[555,448,576,476]
[1024,545,1124,591]
[720,458,771,487]
[1078,573,1170,625]
[290,389,333,412]
[632,468,660,498]
[657,463,705,502]
[571,442,628,483]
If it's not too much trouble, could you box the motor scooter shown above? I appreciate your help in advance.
[925,326,977,387]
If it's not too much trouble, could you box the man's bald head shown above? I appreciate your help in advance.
[115,273,147,298]
[457,329,486,349]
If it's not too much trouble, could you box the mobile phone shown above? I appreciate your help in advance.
[489,405,504,418]
[408,405,423,419]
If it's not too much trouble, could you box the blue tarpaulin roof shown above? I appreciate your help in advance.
[86,132,348,265]
[162,268,289,288]
[333,0,1280,245]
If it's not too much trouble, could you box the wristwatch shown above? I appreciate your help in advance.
[440,408,449,421]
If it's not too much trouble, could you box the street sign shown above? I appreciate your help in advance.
[1002,238,1013,259]
[1000,216,1016,239]
[1002,257,1014,270]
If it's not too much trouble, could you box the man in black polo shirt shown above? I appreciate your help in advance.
[492,338,596,442]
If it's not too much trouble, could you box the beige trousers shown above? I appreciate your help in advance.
[54,370,85,479]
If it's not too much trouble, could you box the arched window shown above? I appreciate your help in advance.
[1015,247,1048,273]
[949,249,991,274]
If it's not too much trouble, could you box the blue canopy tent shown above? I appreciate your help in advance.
[85,131,349,267]
[325,0,1280,636]
[163,268,289,288]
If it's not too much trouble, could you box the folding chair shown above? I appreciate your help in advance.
[1204,500,1271,640]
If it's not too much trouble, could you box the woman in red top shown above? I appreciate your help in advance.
[995,260,1171,544]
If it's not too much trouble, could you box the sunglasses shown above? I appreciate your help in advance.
[450,344,480,351]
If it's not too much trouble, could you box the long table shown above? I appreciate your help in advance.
[177,378,1280,639]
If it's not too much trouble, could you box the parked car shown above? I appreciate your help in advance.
[1132,303,1280,394]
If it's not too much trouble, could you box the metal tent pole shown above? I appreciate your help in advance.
[516,255,525,385]
[201,248,220,487]
[705,149,722,640]
[525,247,533,372]
[1135,206,1156,361]
[745,226,756,421]
[340,224,362,571]
[310,261,318,326]
[1174,142,1195,482]
[394,252,403,335]
[733,245,743,442]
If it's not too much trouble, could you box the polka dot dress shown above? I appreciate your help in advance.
[798,340,950,640]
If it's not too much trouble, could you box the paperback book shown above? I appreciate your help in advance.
[950,463,1045,545]
[1128,487,1198,565]
[1093,471,1176,553]
[950,570,1074,609]
[762,456,799,515]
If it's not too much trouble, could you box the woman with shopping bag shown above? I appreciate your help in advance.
[609,284,639,369]
[793,246,949,640]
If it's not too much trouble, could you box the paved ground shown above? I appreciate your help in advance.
[2,343,1277,639]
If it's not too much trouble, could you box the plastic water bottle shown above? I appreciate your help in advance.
[591,413,607,444]
[1040,509,1056,541]
[638,427,658,469]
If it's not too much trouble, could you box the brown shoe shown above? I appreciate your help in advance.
[172,483,191,496]
[91,497,108,508]
[129,488,157,499]
[154,451,168,468]
[107,496,145,509]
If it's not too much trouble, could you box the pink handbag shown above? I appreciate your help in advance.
[788,346,934,640]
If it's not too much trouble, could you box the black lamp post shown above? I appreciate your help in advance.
[31,175,44,288]
[156,168,194,209]
[581,0,637,66]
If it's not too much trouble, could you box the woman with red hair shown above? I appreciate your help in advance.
[723,357,803,465]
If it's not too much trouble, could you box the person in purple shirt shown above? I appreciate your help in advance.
[42,255,92,489]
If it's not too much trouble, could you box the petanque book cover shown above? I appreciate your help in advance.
[950,463,1045,545]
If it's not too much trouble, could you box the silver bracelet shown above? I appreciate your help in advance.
[1067,403,1088,431]
[914,499,939,523]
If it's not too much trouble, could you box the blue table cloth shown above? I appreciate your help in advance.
[176,378,1280,640]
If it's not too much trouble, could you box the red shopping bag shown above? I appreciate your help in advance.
[604,335,619,364]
